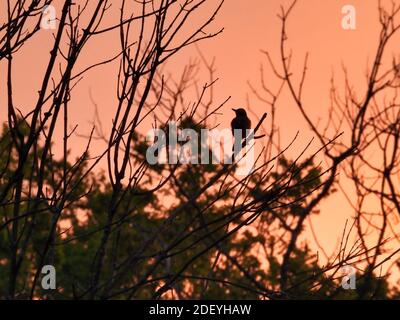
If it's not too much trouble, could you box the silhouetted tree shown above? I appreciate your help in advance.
[1,0,399,300]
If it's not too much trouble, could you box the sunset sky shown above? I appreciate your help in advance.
[1,0,399,272]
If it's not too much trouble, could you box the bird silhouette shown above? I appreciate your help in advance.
[230,108,252,163]
[231,108,251,140]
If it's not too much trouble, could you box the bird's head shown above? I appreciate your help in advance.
[232,108,247,117]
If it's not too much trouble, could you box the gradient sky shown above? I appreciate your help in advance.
[1,0,399,272]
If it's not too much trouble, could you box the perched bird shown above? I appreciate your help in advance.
[231,108,251,140]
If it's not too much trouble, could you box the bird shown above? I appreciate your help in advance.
[230,108,252,163]
[231,108,251,141]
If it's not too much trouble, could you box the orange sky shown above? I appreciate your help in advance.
[1,0,399,277]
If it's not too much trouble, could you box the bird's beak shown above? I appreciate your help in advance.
[232,108,237,112]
